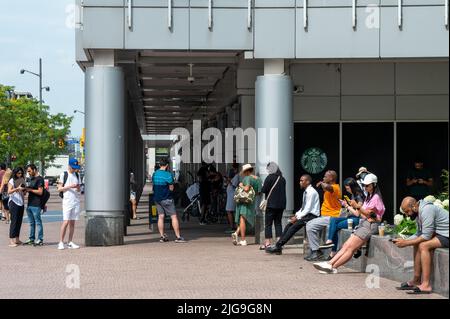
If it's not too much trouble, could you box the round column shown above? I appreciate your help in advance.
[85,66,125,246]
[255,74,294,243]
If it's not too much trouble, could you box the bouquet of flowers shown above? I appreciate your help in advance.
[393,214,417,239]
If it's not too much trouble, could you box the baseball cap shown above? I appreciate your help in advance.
[362,173,378,185]
[69,158,81,170]
[356,167,368,177]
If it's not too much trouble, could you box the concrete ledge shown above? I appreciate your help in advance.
[338,229,449,297]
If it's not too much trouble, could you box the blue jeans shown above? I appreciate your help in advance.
[27,206,44,241]
[327,216,360,252]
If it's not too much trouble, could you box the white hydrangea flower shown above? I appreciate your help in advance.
[434,200,444,209]
[394,214,404,226]
[424,195,437,203]
[442,199,449,208]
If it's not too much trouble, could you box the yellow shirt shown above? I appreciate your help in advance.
[321,184,341,217]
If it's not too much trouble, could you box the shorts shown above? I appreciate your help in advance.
[2,198,9,211]
[130,191,136,201]
[63,206,81,221]
[354,219,379,241]
[436,234,449,248]
[155,199,177,217]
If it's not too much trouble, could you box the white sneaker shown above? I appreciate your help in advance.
[68,242,80,249]
[238,240,247,246]
[319,269,338,274]
[57,242,65,250]
[231,232,238,246]
[313,261,332,272]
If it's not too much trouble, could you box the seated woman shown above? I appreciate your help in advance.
[313,173,385,274]
[319,178,365,259]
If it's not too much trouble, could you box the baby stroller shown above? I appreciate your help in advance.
[182,182,201,222]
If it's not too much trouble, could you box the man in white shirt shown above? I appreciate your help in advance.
[56,158,81,250]
[266,174,320,255]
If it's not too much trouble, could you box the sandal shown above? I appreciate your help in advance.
[406,287,432,295]
[396,281,417,291]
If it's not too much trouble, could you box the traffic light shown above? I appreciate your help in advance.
[10,155,17,162]
[58,138,65,149]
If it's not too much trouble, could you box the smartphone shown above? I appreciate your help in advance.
[344,195,351,204]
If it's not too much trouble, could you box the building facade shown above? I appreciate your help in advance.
[75,0,449,245]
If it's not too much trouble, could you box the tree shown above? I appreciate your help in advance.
[0,84,72,171]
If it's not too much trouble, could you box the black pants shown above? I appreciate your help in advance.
[276,213,317,248]
[265,208,284,239]
[9,201,24,239]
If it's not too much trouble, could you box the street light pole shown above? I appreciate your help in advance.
[39,58,42,108]
[20,58,50,176]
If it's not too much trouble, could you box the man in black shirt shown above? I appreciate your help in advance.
[406,159,433,201]
[24,164,45,246]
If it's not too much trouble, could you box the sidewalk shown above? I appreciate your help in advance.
[0,186,444,299]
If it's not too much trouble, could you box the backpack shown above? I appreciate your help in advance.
[40,187,50,209]
[59,171,80,199]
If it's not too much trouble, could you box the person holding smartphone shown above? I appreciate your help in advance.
[23,164,45,246]
[318,178,365,259]
[7,167,26,247]
[393,196,448,294]
[313,173,385,274]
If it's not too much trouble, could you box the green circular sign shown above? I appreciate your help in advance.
[301,147,328,174]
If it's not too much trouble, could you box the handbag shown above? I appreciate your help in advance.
[259,176,281,211]
[234,185,256,204]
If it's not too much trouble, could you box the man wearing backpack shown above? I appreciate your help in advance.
[57,158,81,250]
[24,164,46,246]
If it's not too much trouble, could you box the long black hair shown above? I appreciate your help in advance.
[12,167,24,180]
[343,177,365,200]
[365,182,383,203]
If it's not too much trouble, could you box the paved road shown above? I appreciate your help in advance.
[0,186,444,299]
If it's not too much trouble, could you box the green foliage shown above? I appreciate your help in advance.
[438,169,449,202]
[394,217,417,237]
[0,84,72,170]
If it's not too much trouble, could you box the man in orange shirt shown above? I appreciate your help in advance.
[305,170,342,261]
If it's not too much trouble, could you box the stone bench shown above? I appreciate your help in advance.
[338,229,449,297]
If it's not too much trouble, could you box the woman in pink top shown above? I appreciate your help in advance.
[313,174,385,274]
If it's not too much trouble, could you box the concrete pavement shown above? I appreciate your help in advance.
[0,187,445,299]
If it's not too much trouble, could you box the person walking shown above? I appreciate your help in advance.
[130,170,139,220]
[231,164,262,246]
[266,174,320,255]
[1,168,12,224]
[24,164,45,246]
[7,167,26,247]
[152,158,186,243]
[225,162,240,233]
[259,162,286,250]
[57,158,82,250]
[0,163,6,221]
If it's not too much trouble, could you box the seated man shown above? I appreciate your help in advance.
[393,196,449,294]
[304,170,342,261]
[266,174,320,255]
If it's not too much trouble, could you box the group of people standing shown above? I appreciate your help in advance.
[0,158,83,250]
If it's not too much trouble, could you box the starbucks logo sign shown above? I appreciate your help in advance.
[301,147,328,174]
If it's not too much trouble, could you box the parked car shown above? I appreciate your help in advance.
[44,176,57,186]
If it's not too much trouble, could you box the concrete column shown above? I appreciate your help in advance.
[85,66,125,246]
[255,59,294,244]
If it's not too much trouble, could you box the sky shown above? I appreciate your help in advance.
[0,0,84,137]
